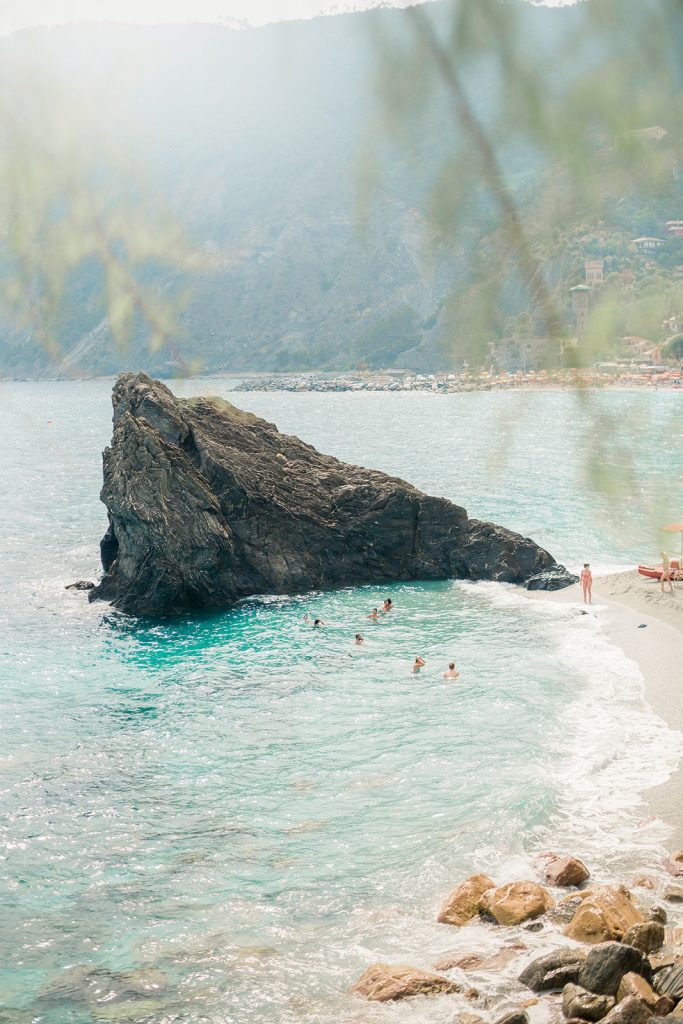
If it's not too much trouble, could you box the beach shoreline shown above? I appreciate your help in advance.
[523,570,683,846]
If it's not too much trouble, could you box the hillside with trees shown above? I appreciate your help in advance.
[0,0,681,378]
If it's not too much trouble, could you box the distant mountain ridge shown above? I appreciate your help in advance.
[0,0,665,378]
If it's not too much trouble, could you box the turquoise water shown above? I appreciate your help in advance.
[1,381,682,1023]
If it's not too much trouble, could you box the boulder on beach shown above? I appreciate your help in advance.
[622,923,664,955]
[663,885,683,903]
[577,942,652,996]
[519,948,587,992]
[664,851,683,877]
[350,963,462,1001]
[541,854,591,888]
[88,373,565,616]
[617,973,663,1011]
[65,580,95,591]
[562,982,615,1021]
[434,946,524,972]
[565,886,645,944]
[632,877,658,891]
[480,881,554,926]
[437,874,495,927]
[598,995,653,1024]
[652,964,683,1001]
[525,567,580,591]
[494,1011,529,1024]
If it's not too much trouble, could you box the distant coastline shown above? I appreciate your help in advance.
[232,369,683,394]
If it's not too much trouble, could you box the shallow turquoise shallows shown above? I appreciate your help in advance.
[1,381,682,1023]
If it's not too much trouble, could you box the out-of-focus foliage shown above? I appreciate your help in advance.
[367,0,683,369]
[366,0,683,536]
[0,32,192,373]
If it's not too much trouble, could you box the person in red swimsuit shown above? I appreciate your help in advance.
[580,563,592,604]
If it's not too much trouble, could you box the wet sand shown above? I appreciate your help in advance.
[524,570,683,846]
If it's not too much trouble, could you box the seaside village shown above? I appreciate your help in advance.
[237,216,683,394]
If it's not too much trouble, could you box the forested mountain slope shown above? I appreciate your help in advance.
[0,1,680,377]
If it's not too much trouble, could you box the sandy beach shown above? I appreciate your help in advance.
[525,570,683,845]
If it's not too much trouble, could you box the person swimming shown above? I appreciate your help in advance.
[355,634,364,645]
[382,598,393,613]
[442,661,460,679]
[367,608,379,621]
[313,618,325,627]
[412,656,426,674]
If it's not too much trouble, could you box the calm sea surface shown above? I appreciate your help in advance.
[1,380,682,1023]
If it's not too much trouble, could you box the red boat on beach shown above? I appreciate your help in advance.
[638,561,681,580]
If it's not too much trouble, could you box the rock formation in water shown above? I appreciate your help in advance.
[89,372,569,616]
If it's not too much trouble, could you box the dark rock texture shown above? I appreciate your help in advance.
[519,949,587,992]
[526,567,580,591]
[89,373,563,616]
[562,982,615,1021]
[652,964,683,1001]
[578,943,652,996]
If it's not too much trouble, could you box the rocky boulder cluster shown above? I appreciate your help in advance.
[351,850,683,1024]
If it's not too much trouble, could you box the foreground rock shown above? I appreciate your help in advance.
[541,854,591,888]
[526,567,580,591]
[622,923,665,955]
[88,374,565,616]
[565,887,646,943]
[617,973,672,1013]
[65,580,95,591]
[562,982,615,1020]
[434,946,524,972]
[519,949,587,992]
[438,874,495,927]
[350,963,462,1001]
[598,995,653,1024]
[481,882,554,926]
[652,964,683,1001]
[577,943,652,996]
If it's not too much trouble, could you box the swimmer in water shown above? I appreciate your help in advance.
[442,662,460,679]
[313,618,325,627]
[355,633,364,645]
[367,608,379,621]
[382,598,393,613]
[412,656,426,674]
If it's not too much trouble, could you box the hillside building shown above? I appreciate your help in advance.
[631,236,664,253]
[570,284,590,334]
[666,220,683,237]
[584,259,604,287]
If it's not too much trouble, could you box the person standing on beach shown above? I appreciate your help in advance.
[580,563,592,604]
[412,656,426,674]
[443,662,460,679]
[661,551,674,593]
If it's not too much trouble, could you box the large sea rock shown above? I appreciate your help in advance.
[89,373,566,616]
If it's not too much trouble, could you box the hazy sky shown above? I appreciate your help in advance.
[0,0,570,37]
[0,1,423,36]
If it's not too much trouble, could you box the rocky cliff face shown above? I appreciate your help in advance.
[90,373,563,615]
